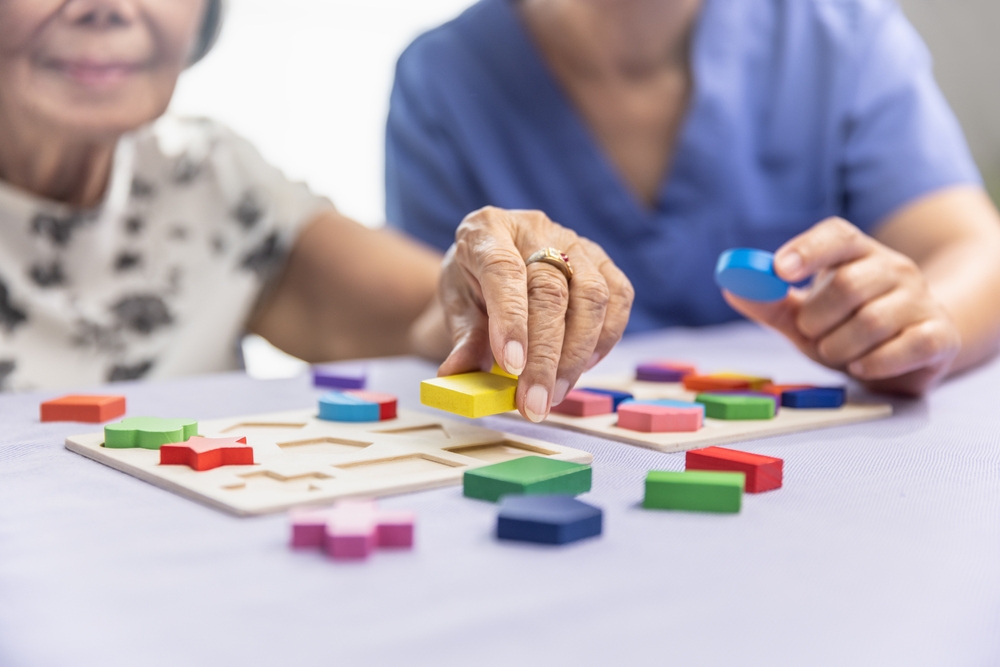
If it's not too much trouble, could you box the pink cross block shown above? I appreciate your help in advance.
[289,500,415,561]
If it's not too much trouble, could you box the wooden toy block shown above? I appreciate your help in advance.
[695,393,775,420]
[41,395,126,423]
[67,407,593,515]
[759,383,813,397]
[104,417,198,450]
[318,390,397,422]
[160,436,254,471]
[578,388,634,411]
[617,403,703,433]
[635,361,697,383]
[710,372,773,390]
[290,500,415,560]
[490,361,518,379]
[643,470,744,513]
[685,446,783,493]
[420,371,517,418]
[550,389,614,417]
[312,363,367,390]
[626,398,706,415]
[715,248,789,302]
[683,375,751,392]
[496,495,603,545]
[463,455,592,502]
[782,387,846,409]
[711,391,780,413]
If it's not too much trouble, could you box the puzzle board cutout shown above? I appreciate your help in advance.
[508,376,892,454]
[65,408,592,516]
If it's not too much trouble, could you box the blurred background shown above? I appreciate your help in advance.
[168,0,1000,375]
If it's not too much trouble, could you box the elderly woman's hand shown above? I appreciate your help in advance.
[437,206,633,422]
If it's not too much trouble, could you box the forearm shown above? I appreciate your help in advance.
[249,210,442,362]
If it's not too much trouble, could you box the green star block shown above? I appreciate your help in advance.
[463,456,592,502]
[643,470,744,513]
[104,417,199,450]
[695,393,775,420]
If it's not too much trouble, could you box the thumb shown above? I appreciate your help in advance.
[437,307,495,377]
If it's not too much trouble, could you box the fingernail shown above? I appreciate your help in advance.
[524,385,549,422]
[776,251,803,279]
[585,352,601,371]
[504,341,525,376]
[552,379,570,406]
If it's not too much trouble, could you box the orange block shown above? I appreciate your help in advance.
[41,395,126,423]
[683,375,751,392]
[759,383,813,397]
[710,373,773,390]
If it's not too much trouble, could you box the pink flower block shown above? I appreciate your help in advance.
[617,403,703,433]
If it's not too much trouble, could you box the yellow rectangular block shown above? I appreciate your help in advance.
[710,372,772,390]
[490,361,518,379]
[421,372,518,418]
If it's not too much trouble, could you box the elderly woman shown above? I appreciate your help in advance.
[0,0,634,422]
[386,0,1000,395]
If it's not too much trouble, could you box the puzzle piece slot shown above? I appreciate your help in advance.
[221,422,307,432]
[335,454,463,476]
[446,440,556,463]
[225,470,333,493]
[373,423,450,439]
[277,437,373,457]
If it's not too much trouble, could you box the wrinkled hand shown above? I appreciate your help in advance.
[724,218,961,395]
[438,206,634,421]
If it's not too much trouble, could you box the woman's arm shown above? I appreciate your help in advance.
[726,186,1000,395]
[249,205,634,421]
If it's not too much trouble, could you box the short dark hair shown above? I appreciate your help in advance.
[190,0,224,64]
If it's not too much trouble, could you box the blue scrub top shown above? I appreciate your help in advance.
[386,0,980,332]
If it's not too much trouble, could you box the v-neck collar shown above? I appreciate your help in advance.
[465,0,730,231]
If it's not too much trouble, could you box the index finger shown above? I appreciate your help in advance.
[774,217,874,283]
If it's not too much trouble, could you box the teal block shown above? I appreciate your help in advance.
[643,470,744,513]
[463,456,592,502]
[318,391,380,422]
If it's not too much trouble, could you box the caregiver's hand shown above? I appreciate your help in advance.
[725,217,961,396]
[438,206,633,422]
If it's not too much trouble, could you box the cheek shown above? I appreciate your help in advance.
[147,0,207,65]
[0,1,62,56]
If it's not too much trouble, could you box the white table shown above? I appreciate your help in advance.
[1,322,997,667]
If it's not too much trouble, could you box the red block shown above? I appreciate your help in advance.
[685,446,783,493]
[683,375,751,392]
[617,403,703,433]
[759,383,812,397]
[40,395,126,423]
[346,390,397,420]
[159,436,254,471]
[551,389,614,417]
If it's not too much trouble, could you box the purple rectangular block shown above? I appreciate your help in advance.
[312,363,367,390]
[636,365,688,383]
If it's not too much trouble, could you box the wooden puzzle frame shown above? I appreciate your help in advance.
[65,407,592,516]
[508,376,893,454]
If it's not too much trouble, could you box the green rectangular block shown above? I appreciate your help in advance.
[695,393,775,420]
[463,456,592,502]
[643,470,744,513]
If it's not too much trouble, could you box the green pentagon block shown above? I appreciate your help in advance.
[695,393,775,420]
[463,456,592,502]
[643,470,745,513]
[104,417,199,450]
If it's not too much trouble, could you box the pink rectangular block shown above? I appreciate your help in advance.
[377,511,416,548]
[551,389,614,417]
[289,508,329,548]
[617,403,703,433]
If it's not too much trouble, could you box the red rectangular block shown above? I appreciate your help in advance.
[617,403,702,433]
[551,389,614,417]
[685,446,783,493]
[40,395,126,423]
[683,376,751,392]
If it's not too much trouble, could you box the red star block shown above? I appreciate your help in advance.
[41,395,126,423]
[159,436,254,471]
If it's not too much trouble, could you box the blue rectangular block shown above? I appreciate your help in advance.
[782,387,845,409]
[579,388,634,411]
[625,398,706,416]
[496,495,602,545]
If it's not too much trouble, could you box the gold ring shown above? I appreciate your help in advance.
[525,247,573,282]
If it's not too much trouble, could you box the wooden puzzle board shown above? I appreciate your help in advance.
[508,376,893,454]
[65,408,592,516]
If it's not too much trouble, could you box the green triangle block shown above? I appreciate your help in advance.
[695,393,775,420]
[463,456,592,502]
[104,417,199,450]
[643,470,745,513]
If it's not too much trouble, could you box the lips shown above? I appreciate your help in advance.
[49,59,143,86]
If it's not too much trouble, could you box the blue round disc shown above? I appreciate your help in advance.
[715,248,789,302]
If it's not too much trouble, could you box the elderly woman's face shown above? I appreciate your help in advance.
[0,0,206,138]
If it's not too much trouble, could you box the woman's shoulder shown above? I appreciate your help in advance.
[748,0,902,41]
